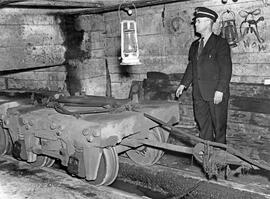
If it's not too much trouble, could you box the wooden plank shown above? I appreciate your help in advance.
[0,77,6,89]
[179,104,270,127]
[179,96,270,114]
[77,15,105,32]
[231,75,270,84]
[81,76,107,96]
[230,96,270,114]
[4,71,67,81]
[139,34,166,56]
[68,58,106,80]
[232,64,270,77]
[111,82,132,99]
[143,74,270,98]
[0,45,65,71]
[106,55,188,74]
[90,49,105,58]
[104,37,120,57]
[71,0,190,15]
[0,14,59,25]
[137,13,163,35]
[227,122,270,163]
[8,0,103,8]
[110,73,144,83]
[0,24,64,47]
[7,78,66,91]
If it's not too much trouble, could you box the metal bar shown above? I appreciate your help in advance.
[144,113,270,171]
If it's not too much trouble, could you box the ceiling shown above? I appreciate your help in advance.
[1,0,189,14]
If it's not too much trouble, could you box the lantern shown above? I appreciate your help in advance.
[220,10,238,47]
[119,2,141,65]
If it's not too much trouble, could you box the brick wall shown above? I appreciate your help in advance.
[101,0,270,98]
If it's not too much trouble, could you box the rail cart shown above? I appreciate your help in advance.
[0,93,269,186]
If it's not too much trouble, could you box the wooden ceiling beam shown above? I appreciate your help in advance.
[68,0,190,15]
[3,0,104,8]
[0,0,189,14]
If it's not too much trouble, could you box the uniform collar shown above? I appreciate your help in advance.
[202,32,213,46]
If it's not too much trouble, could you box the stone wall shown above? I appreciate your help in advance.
[0,0,269,95]
[65,0,270,162]
[100,0,269,98]
[0,9,66,92]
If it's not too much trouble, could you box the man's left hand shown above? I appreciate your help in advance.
[214,91,223,104]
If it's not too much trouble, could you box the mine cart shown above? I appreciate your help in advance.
[1,92,270,186]
[0,93,178,186]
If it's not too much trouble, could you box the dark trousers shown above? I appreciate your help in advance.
[193,91,229,144]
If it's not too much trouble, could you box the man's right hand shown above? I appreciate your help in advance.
[176,85,185,98]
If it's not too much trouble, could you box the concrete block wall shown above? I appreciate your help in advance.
[0,9,66,92]
[4,0,265,97]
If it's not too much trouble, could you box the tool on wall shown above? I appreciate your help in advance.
[118,1,141,65]
[239,8,264,43]
[220,10,238,47]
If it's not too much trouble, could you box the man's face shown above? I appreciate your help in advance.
[195,17,211,34]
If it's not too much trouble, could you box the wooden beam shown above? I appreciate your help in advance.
[0,0,27,7]
[67,0,190,15]
[4,0,103,8]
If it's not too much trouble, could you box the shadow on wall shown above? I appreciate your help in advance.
[57,14,86,95]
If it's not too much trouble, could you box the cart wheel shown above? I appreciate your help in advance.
[88,147,119,186]
[126,127,168,166]
[45,157,55,168]
[0,126,12,156]
[29,155,48,167]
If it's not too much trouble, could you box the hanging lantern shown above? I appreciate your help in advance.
[118,2,141,65]
[220,10,239,47]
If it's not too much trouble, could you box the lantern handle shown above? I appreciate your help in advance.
[220,9,235,21]
[118,1,137,22]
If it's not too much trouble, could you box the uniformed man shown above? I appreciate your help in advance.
[176,7,232,144]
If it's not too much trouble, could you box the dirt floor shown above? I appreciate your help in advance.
[1,150,270,199]
[0,156,145,199]
[117,153,270,199]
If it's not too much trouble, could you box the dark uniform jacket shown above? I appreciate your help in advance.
[181,33,232,101]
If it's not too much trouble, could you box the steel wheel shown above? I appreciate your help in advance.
[0,126,12,156]
[126,127,168,166]
[29,155,48,167]
[45,157,55,167]
[88,147,119,186]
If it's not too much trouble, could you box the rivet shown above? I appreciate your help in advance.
[4,119,9,126]
[28,120,34,126]
[92,130,101,137]
[58,125,64,131]
[82,129,89,136]
[22,118,28,125]
[50,122,57,130]
[86,136,94,142]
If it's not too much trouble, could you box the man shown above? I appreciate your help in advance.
[176,7,232,144]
